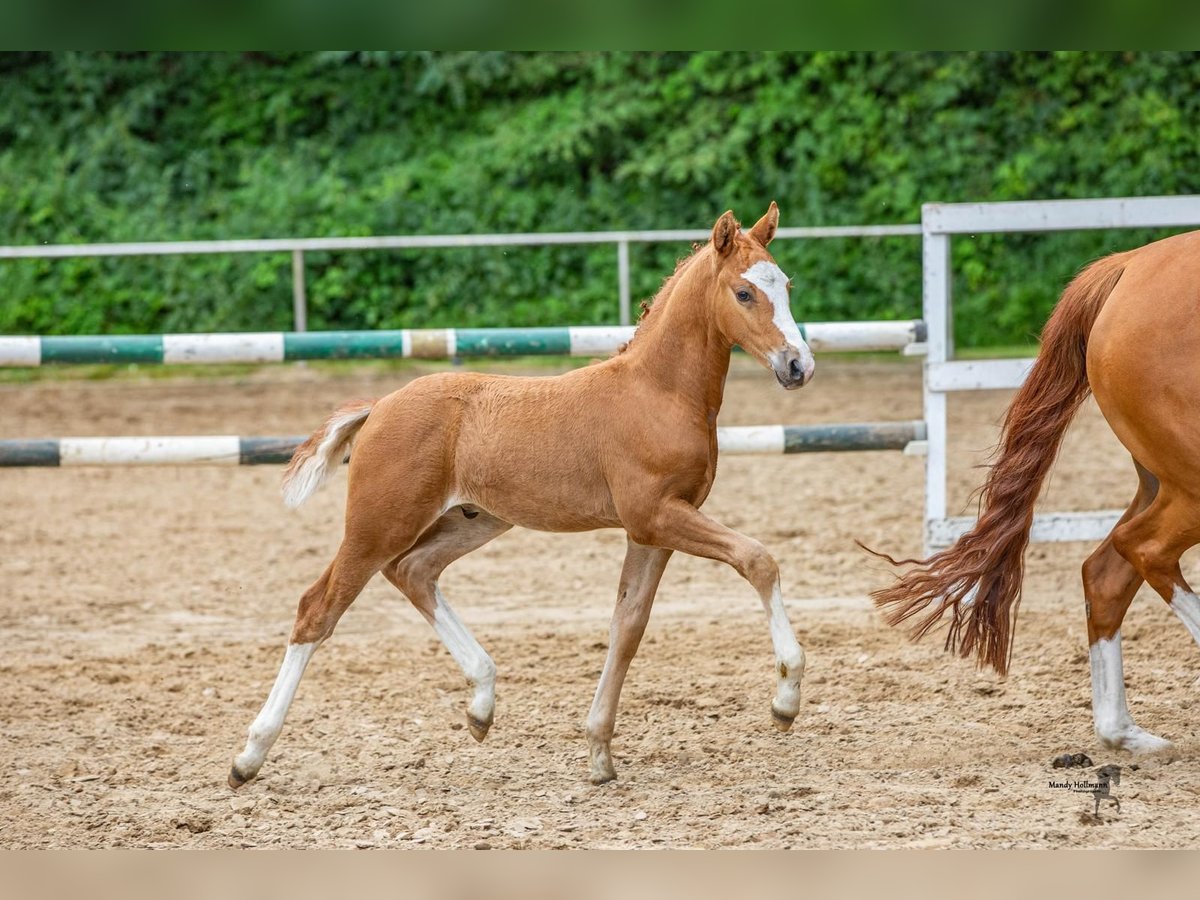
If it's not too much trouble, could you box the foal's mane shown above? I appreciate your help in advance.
[617,241,707,355]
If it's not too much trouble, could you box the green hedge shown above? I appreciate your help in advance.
[2,51,1198,346]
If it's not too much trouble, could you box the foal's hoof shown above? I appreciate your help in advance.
[771,705,797,733]
[228,765,252,790]
[589,764,618,786]
[588,745,618,785]
[467,713,493,743]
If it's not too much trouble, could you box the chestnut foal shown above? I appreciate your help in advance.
[872,229,1200,754]
[229,203,815,789]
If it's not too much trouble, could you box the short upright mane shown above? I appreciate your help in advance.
[618,242,706,355]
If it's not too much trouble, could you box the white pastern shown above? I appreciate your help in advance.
[741,260,815,378]
[765,583,805,717]
[1089,633,1171,753]
[1169,586,1200,647]
[234,641,318,777]
[431,590,496,725]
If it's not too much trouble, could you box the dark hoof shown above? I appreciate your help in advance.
[771,707,796,733]
[467,714,493,743]
[228,765,251,789]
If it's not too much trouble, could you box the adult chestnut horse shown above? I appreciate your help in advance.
[229,203,816,788]
[872,229,1200,753]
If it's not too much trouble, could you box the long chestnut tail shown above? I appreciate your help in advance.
[870,251,1131,675]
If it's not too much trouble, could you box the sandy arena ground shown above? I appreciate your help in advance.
[2,356,1199,849]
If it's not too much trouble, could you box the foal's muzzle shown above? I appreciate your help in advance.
[771,345,815,390]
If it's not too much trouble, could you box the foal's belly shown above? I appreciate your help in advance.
[472,497,622,534]
[451,435,622,533]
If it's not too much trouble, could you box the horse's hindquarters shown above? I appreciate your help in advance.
[1087,241,1200,487]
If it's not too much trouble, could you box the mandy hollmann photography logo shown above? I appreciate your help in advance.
[1048,755,1127,816]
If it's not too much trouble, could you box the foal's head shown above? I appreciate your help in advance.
[707,202,815,389]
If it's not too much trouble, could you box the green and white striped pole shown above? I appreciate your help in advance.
[0,321,925,367]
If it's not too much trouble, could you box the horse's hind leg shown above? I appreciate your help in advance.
[1113,485,1200,641]
[382,508,512,741]
[1122,491,1200,650]
[1082,461,1170,752]
[1100,479,1200,751]
[585,538,673,785]
[229,545,387,788]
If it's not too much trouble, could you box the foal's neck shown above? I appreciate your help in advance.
[623,258,732,416]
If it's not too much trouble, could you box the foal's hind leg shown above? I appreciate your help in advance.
[585,537,673,784]
[382,508,512,741]
[230,488,446,789]
[1082,462,1170,752]
[229,546,388,788]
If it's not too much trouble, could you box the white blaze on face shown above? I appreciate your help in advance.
[741,261,815,375]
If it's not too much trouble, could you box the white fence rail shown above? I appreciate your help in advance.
[0,223,922,330]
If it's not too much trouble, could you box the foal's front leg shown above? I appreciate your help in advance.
[628,498,806,731]
[585,538,673,784]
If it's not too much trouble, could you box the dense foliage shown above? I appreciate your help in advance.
[2,51,1198,346]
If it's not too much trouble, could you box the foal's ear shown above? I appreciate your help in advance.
[711,210,739,256]
[749,201,779,247]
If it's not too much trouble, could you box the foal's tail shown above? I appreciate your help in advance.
[869,250,1131,675]
[281,400,376,508]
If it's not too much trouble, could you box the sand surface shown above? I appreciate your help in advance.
[2,357,1198,848]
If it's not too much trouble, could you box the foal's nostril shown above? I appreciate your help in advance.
[789,358,805,384]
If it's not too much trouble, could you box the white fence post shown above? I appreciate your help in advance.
[919,194,1200,549]
[617,239,631,326]
[291,249,308,333]
[922,219,951,555]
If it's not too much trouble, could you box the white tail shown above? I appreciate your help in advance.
[281,401,375,508]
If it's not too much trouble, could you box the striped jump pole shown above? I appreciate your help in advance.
[0,321,926,367]
[0,422,926,467]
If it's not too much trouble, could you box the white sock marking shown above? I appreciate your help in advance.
[431,589,496,723]
[1169,586,1200,647]
[1089,632,1169,752]
[234,641,317,777]
[765,582,805,717]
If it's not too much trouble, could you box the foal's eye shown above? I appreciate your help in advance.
[735,289,752,303]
